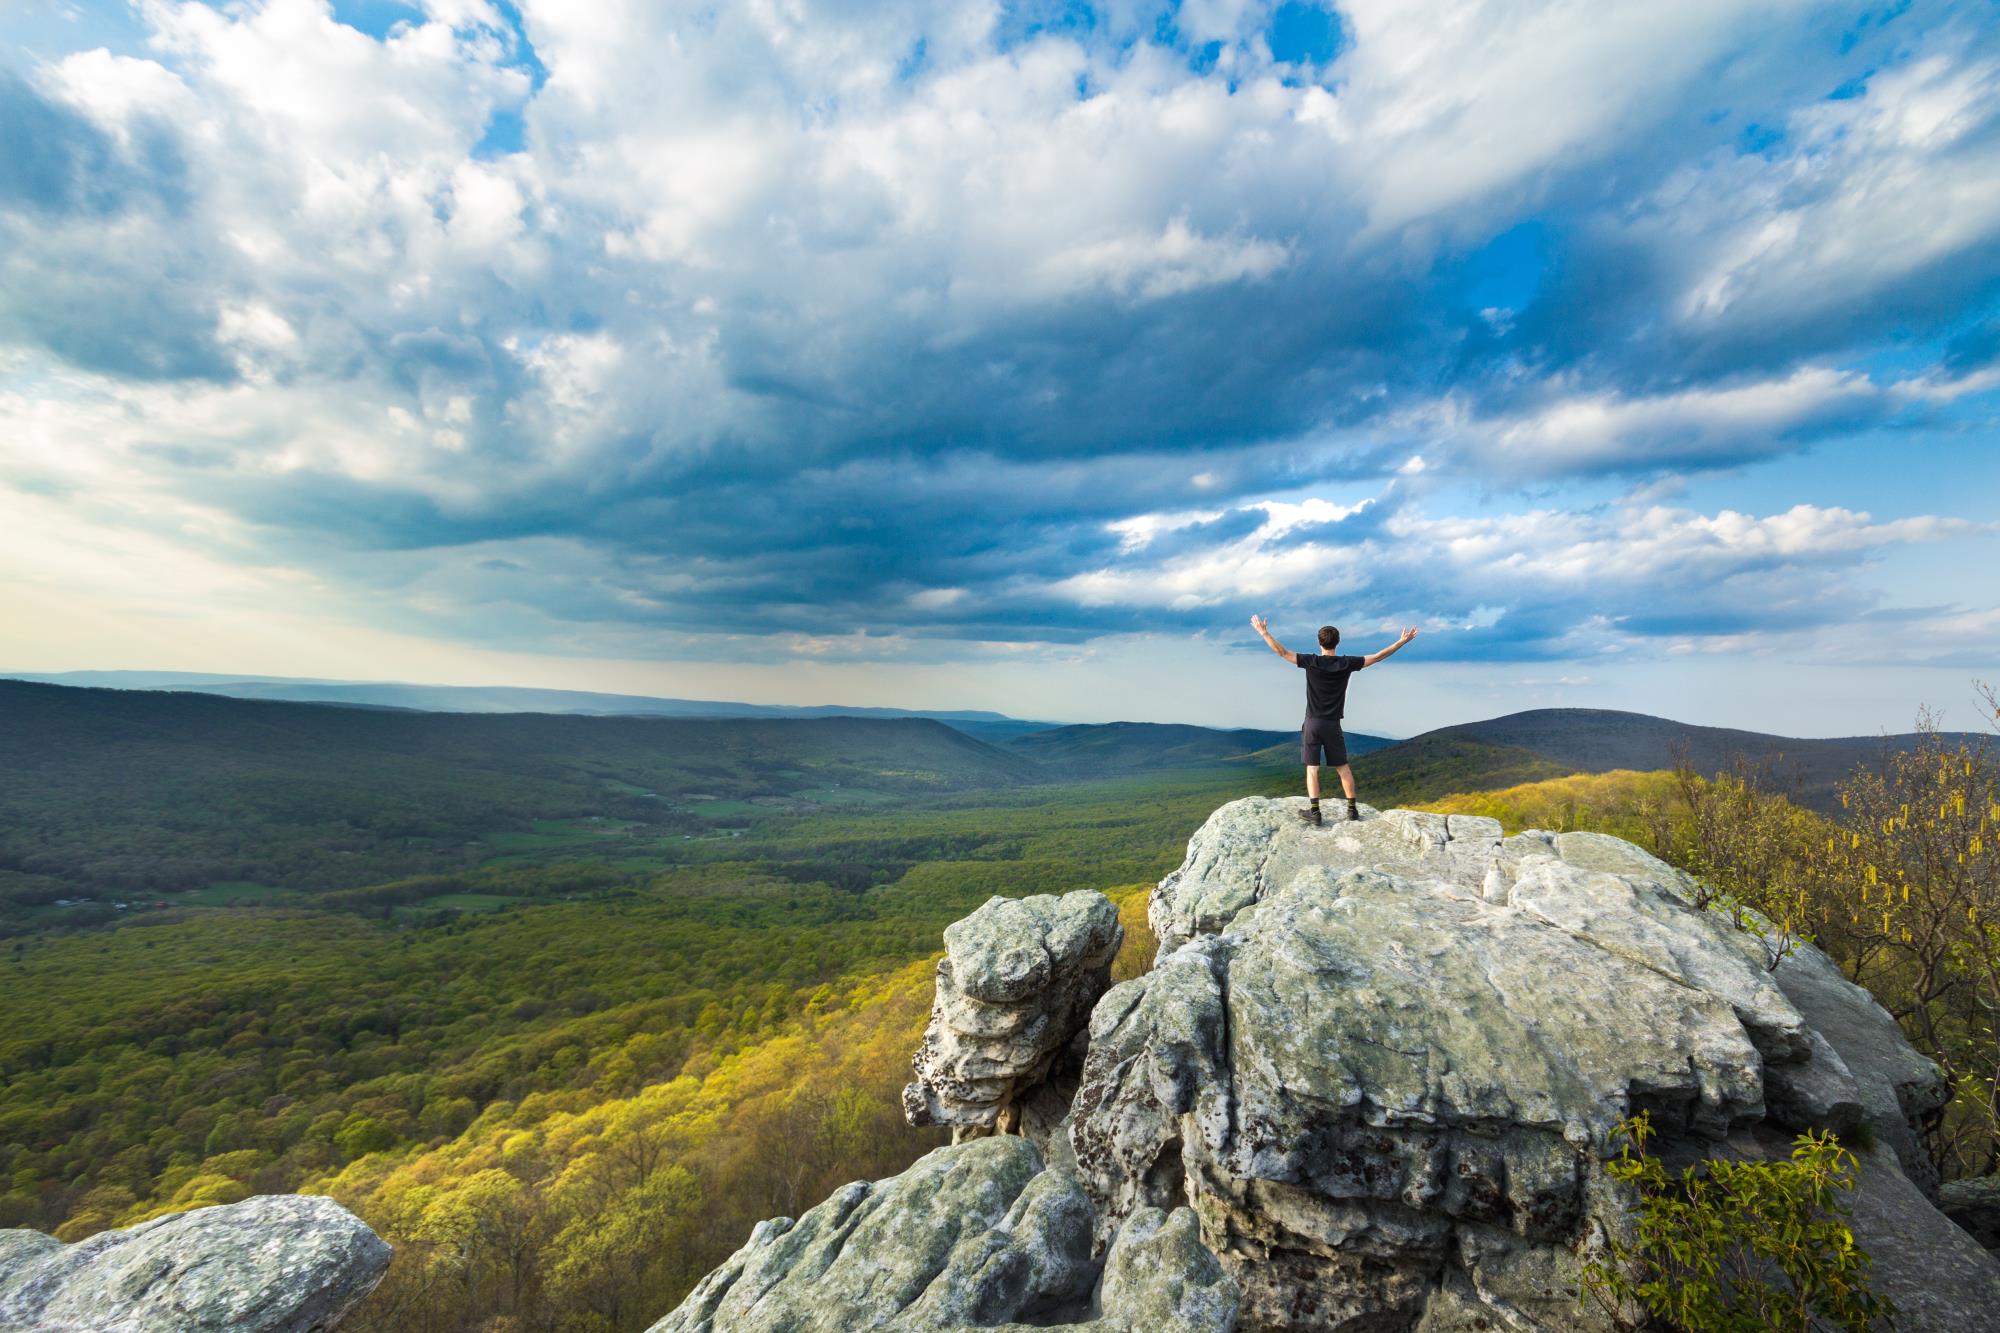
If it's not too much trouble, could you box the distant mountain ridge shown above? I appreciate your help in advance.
[1349,707,1987,813]
[0,680,1044,897]
[0,681,1357,902]
[2,670,1032,725]
[0,671,1394,773]
[1014,720,1395,773]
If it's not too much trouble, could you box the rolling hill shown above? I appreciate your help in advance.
[0,681,1372,908]
[0,680,1038,900]
[12,679,1968,915]
[1006,720,1395,774]
[3,670,1042,727]
[1345,708,1986,812]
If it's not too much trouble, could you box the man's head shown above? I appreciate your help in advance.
[1317,625,1340,651]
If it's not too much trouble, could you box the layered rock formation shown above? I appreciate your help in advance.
[0,1193,390,1332]
[902,890,1122,1142]
[1082,800,1984,1330]
[649,1136,1235,1333]
[660,798,2000,1332]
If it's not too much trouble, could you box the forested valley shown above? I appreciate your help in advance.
[7,679,1997,1331]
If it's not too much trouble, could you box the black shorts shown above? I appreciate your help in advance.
[1301,717,1347,766]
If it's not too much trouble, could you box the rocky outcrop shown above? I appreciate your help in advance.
[903,891,1123,1141]
[646,1135,1236,1333]
[1082,798,1986,1331]
[662,797,1997,1333]
[0,1193,390,1333]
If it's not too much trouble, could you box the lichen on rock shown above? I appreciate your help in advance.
[0,1192,390,1333]
[1078,796,1992,1331]
[902,889,1123,1140]
[660,796,1999,1333]
[646,1135,1236,1333]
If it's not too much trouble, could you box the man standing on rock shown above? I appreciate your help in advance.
[1250,616,1417,825]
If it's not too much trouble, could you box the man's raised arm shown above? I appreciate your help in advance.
[1362,626,1419,668]
[1250,615,1298,665]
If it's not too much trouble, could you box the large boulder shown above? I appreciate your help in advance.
[647,1135,1236,1333]
[654,798,1988,1333]
[1073,797,1985,1332]
[903,891,1123,1140]
[0,1193,390,1333]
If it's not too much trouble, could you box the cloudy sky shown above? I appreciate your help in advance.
[3,0,1998,735]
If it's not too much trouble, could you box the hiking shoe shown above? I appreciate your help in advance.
[1343,803,1360,822]
[1298,805,1322,827]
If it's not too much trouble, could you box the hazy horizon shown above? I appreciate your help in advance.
[11,663,1996,743]
[4,1,1997,738]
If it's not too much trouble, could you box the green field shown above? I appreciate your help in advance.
[188,881,304,904]
[409,893,516,912]
[687,798,764,819]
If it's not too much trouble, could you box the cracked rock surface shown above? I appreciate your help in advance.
[903,890,1122,1138]
[1080,797,1990,1331]
[657,798,1995,1333]
[0,1193,390,1333]
[646,1135,1236,1333]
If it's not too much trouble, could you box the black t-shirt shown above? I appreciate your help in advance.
[1296,653,1366,719]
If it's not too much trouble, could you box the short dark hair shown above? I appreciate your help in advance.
[1317,625,1340,650]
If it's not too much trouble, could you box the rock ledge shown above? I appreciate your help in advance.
[0,1193,390,1333]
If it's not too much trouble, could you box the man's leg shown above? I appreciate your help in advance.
[1334,762,1360,820]
[1299,725,1327,825]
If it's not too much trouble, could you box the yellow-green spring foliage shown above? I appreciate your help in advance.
[1582,1112,1892,1333]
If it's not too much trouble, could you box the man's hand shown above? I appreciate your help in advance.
[1363,625,1420,669]
[1251,615,1296,663]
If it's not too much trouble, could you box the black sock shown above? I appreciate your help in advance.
[1346,797,1358,810]
[1310,797,1321,809]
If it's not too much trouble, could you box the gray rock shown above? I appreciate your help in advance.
[683,798,1976,1333]
[904,891,1122,1138]
[1071,797,1977,1331]
[1149,804,1581,956]
[646,1136,1236,1333]
[1942,1174,2000,1251]
[1758,936,1949,1197]
[0,1193,390,1333]
[1550,829,1701,898]
[1836,1141,2000,1327]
